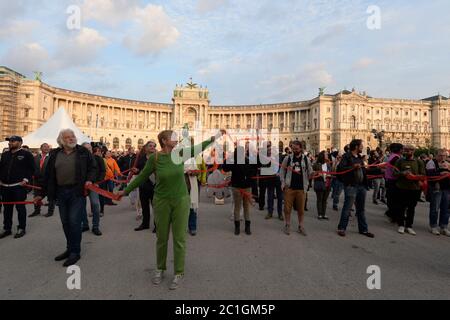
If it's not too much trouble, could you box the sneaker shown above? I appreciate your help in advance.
[372,200,379,205]
[322,215,329,220]
[283,225,290,235]
[169,274,184,290]
[152,270,164,285]
[265,214,273,220]
[189,230,197,236]
[430,227,441,236]
[398,226,405,234]
[297,226,307,236]
[440,228,450,237]
[337,230,346,237]
[318,216,323,220]
[405,228,416,236]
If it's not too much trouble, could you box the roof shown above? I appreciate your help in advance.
[422,95,449,101]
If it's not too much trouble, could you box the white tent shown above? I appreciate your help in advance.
[0,107,91,150]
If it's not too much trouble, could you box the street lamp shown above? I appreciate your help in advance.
[371,129,385,149]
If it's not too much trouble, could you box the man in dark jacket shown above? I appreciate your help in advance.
[336,139,374,238]
[29,143,55,218]
[223,145,258,236]
[34,129,97,267]
[81,143,106,236]
[118,147,136,190]
[0,136,35,239]
[132,141,156,232]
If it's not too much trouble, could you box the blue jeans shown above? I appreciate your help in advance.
[338,185,369,233]
[189,208,197,232]
[267,177,283,216]
[57,187,85,255]
[331,179,344,208]
[82,191,101,230]
[429,189,449,228]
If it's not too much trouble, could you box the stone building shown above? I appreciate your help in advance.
[1,66,449,152]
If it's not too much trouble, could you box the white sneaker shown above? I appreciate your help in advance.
[405,228,416,236]
[152,269,164,285]
[398,226,405,234]
[440,228,450,237]
[169,274,184,290]
[430,227,441,236]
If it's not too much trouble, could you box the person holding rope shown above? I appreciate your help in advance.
[426,148,450,236]
[29,143,55,218]
[104,151,121,205]
[0,136,35,239]
[34,129,98,267]
[280,140,313,236]
[384,143,403,223]
[132,140,157,232]
[258,141,283,221]
[223,143,259,236]
[81,143,106,236]
[117,129,226,290]
[312,150,332,220]
[336,139,374,238]
[394,145,425,235]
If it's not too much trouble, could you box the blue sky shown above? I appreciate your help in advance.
[1,0,449,105]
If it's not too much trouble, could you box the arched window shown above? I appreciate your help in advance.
[350,116,356,129]
[327,120,331,129]
[126,138,132,149]
[113,138,119,149]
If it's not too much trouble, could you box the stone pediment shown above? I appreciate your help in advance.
[339,89,369,100]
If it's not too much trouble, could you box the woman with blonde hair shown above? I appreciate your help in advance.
[117,129,225,290]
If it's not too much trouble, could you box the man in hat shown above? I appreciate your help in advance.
[0,136,35,239]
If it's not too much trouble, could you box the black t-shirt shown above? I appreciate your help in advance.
[290,155,304,190]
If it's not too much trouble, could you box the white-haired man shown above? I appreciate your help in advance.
[35,129,97,266]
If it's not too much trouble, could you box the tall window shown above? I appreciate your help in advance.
[126,138,132,148]
[24,109,29,117]
[113,138,120,149]
[350,116,356,129]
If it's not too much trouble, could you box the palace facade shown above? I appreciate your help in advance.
[1,66,449,153]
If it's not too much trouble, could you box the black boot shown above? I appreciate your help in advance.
[234,221,240,235]
[245,221,252,235]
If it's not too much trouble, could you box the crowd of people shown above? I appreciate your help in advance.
[0,128,449,291]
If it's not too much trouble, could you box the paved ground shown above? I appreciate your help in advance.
[1,189,449,300]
